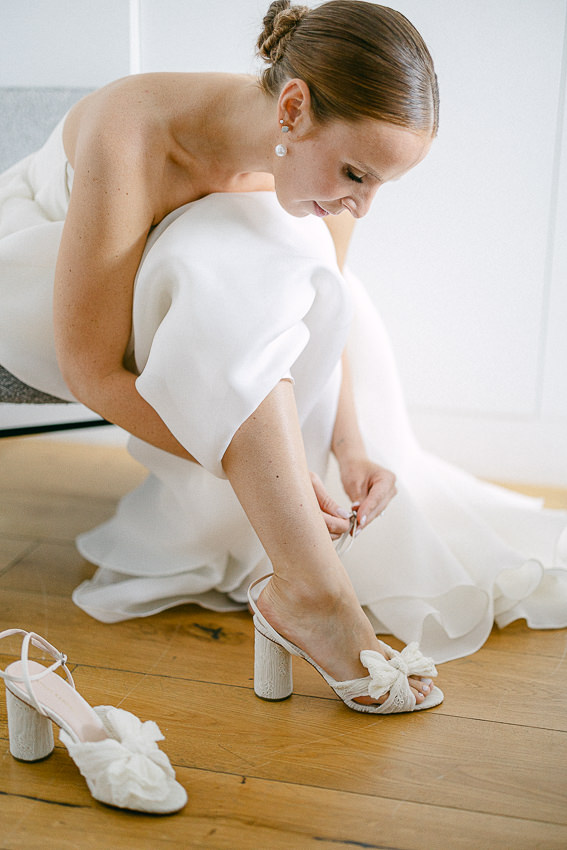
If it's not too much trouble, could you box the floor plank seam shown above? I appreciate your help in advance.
[0,532,47,544]
[437,714,567,733]
[311,840,399,850]
[0,540,42,577]
[0,789,88,809]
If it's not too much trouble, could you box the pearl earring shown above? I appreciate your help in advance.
[275,119,289,156]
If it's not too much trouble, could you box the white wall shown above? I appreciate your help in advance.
[0,0,130,86]
[1,0,566,484]
[348,0,567,486]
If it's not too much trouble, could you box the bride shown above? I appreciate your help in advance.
[0,1,565,714]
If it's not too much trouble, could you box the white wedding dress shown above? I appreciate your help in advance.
[1,118,566,663]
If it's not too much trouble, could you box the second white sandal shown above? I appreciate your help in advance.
[1,628,187,814]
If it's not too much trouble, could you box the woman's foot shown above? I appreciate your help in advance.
[257,573,435,706]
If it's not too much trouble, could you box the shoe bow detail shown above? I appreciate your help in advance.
[358,643,438,710]
[60,706,185,811]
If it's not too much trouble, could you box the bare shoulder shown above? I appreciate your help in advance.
[62,75,205,227]
[63,74,187,167]
[62,73,243,223]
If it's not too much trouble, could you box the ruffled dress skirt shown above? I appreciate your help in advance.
[1,118,566,663]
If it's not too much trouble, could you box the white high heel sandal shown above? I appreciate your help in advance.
[248,570,444,714]
[1,629,187,813]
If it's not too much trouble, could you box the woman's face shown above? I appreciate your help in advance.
[273,115,432,220]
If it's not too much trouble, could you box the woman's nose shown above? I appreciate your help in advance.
[341,185,378,219]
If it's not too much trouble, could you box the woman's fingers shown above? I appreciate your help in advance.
[310,472,351,537]
[325,514,351,538]
[309,467,395,538]
[353,469,397,531]
[322,510,351,537]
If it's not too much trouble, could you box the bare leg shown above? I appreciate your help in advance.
[222,380,431,704]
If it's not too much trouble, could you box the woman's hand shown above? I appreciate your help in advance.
[310,472,352,539]
[339,457,397,533]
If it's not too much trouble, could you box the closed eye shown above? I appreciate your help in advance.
[346,169,364,184]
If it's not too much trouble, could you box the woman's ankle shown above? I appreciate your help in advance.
[266,570,349,613]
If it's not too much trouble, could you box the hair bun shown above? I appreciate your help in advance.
[257,1,309,64]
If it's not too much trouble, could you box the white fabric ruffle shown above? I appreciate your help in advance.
[60,705,187,812]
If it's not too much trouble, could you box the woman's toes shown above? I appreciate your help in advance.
[354,675,436,708]
[409,676,431,695]
[408,676,435,703]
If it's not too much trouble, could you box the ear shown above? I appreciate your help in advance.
[277,78,315,138]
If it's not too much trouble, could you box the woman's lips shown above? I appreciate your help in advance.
[312,202,329,217]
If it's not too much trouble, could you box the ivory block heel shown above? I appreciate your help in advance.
[254,629,293,701]
[5,687,54,761]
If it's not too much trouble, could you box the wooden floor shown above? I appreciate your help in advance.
[0,436,566,850]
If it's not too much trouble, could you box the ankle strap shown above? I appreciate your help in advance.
[247,574,271,614]
[0,628,75,716]
[334,511,357,557]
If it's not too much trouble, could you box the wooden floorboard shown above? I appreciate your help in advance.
[0,436,566,849]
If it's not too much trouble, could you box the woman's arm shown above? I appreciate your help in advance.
[331,352,397,530]
[54,110,196,461]
[324,213,397,530]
